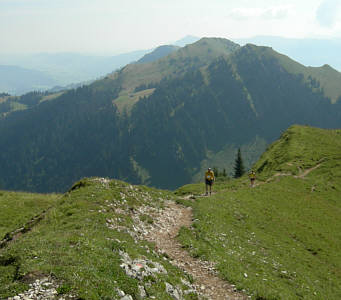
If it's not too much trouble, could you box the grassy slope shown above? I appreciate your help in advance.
[114,88,155,114]
[0,179,196,299]
[0,91,65,117]
[0,191,59,239]
[0,97,27,117]
[177,125,341,299]
[40,92,64,103]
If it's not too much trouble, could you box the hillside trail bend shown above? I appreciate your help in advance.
[256,160,324,187]
[141,200,248,300]
[148,161,325,299]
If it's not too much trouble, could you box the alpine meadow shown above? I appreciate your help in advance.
[0,37,341,300]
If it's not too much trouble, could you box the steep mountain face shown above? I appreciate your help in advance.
[0,38,340,193]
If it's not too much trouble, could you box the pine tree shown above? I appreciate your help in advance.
[234,148,245,178]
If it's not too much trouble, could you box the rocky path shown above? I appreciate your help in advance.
[294,163,322,179]
[144,201,248,300]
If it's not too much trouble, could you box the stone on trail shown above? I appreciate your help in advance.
[165,282,182,300]
[138,285,147,298]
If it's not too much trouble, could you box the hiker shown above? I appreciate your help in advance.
[249,170,256,187]
[205,168,215,195]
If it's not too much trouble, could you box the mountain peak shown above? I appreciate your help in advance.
[174,37,240,61]
[193,37,240,49]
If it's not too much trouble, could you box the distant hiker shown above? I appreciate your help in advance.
[205,168,215,195]
[249,170,256,187]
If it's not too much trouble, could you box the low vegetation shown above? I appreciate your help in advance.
[114,88,155,114]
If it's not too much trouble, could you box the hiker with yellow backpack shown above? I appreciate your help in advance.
[205,168,215,195]
[249,170,256,187]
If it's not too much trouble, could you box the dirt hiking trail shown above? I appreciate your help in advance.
[153,162,325,298]
[145,201,248,300]
[257,161,324,186]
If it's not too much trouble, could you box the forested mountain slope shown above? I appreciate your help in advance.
[0,38,340,193]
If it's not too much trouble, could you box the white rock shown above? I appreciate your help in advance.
[138,285,147,298]
[165,282,181,300]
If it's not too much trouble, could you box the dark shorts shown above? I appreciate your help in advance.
[205,179,213,186]
[250,178,255,182]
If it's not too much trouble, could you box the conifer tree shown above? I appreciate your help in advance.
[234,148,245,178]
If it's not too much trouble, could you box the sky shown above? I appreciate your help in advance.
[1,0,341,54]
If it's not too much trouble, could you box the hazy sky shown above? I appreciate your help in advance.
[1,0,341,54]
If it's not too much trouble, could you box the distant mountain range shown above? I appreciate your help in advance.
[0,37,340,193]
[0,36,200,95]
[0,51,149,94]
[0,65,57,95]
[2,35,340,95]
